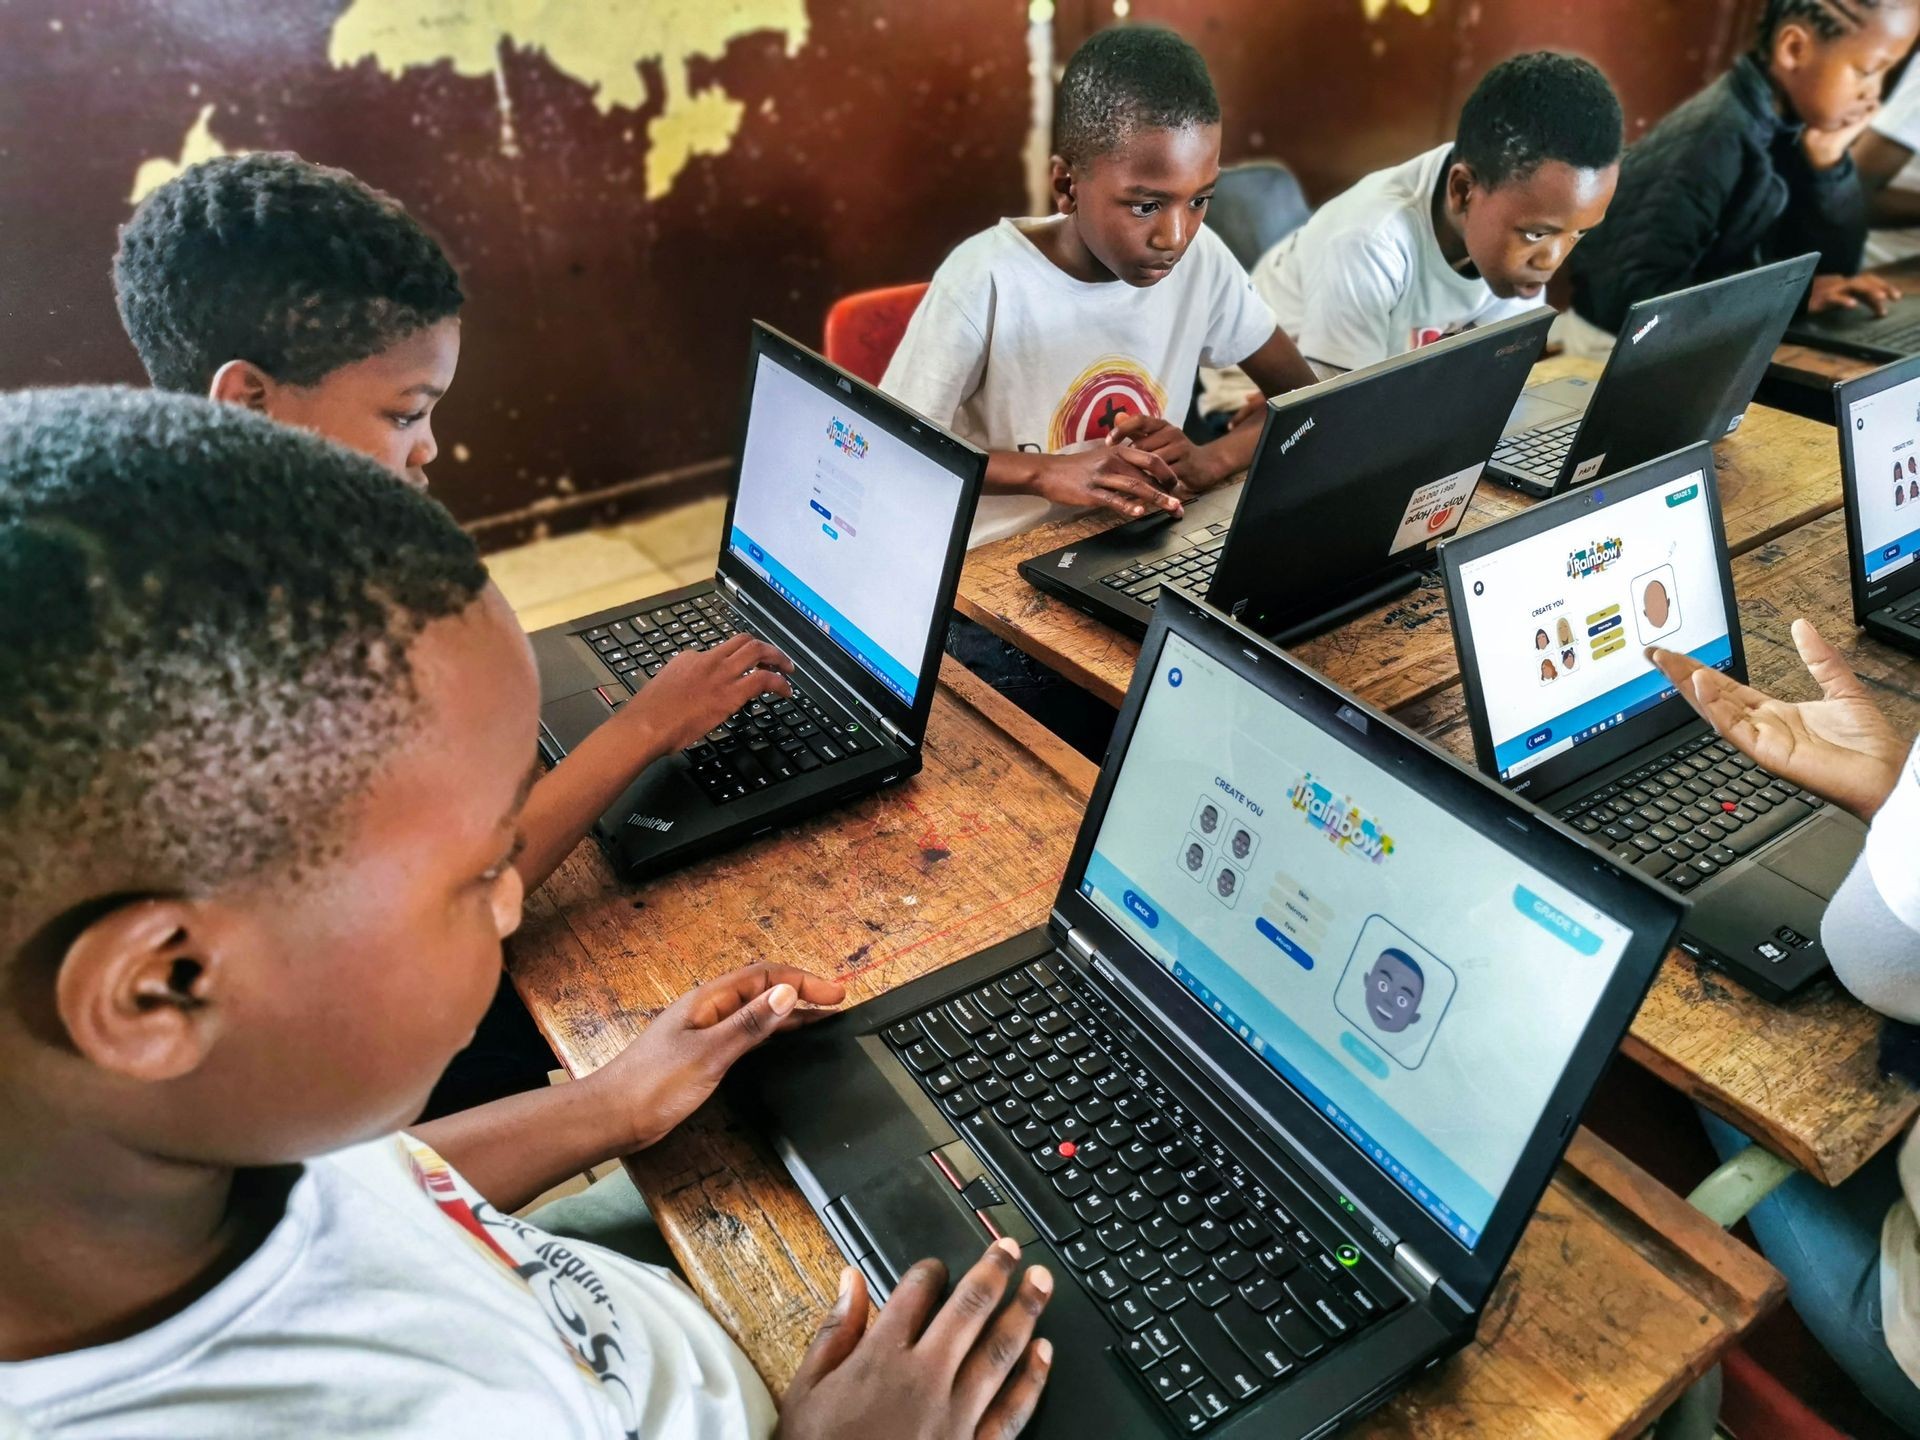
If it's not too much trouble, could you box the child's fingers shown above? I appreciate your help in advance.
[918,1238,1021,1361]
[1106,443,1178,487]
[1791,617,1869,701]
[786,1266,870,1397]
[951,1265,1051,1421]
[974,1340,1053,1440]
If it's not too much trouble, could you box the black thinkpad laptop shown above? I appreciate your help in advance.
[1018,309,1551,642]
[737,591,1679,1438]
[1489,254,1817,497]
[1836,351,1920,653]
[1441,443,1865,1001]
[1787,289,1920,363]
[532,323,983,878]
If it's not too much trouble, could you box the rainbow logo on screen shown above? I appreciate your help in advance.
[825,417,869,459]
[1288,775,1395,863]
[1565,537,1623,580]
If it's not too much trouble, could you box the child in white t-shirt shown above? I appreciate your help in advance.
[1855,58,1920,264]
[1200,51,1622,418]
[883,25,1316,550]
[0,388,1056,1439]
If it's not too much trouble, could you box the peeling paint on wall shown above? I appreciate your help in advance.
[129,102,238,203]
[327,0,809,196]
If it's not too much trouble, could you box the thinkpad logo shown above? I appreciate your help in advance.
[1631,314,1661,345]
[1057,551,1077,569]
[627,815,675,833]
[1280,416,1315,455]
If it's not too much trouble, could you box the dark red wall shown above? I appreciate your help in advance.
[1,1,1758,546]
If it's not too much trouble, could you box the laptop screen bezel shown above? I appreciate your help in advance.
[1550,253,1818,495]
[1834,349,1920,624]
[1051,591,1680,1308]
[1438,442,1744,802]
[1205,308,1552,631]
[715,323,985,738]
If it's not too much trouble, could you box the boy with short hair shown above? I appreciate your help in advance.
[113,152,782,896]
[0,386,1054,1437]
[1200,50,1622,416]
[882,25,1318,549]
[1570,0,1920,334]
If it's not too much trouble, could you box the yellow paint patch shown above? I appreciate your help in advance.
[328,0,807,196]
[129,103,239,204]
[1361,0,1432,18]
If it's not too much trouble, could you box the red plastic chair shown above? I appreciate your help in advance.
[1720,1347,1849,1440]
[823,282,929,386]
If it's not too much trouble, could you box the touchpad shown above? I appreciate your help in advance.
[1759,813,1865,899]
[837,1158,992,1292]
[535,632,614,702]
[1503,388,1582,436]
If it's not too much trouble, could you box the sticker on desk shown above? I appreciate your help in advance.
[1571,454,1606,483]
[1388,462,1483,554]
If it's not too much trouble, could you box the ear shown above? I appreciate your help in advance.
[55,898,233,1083]
[1771,19,1814,76]
[1049,154,1075,215]
[208,358,278,414]
[1445,161,1477,217]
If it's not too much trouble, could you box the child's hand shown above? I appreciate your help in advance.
[1032,446,1183,522]
[1808,272,1903,317]
[589,963,846,1150]
[1108,412,1193,474]
[1226,391,1268,430]
[619,635,794,753]
[780,1242,1054,1440]
[1803,108,1877,171]
[1646,618,1908,822]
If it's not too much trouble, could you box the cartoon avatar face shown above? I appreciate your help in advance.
[1642,578,1670,629]
[1197,803,1219,835]
[1534,628,1549,650]
[1215,867,1237,899]
[1540,657,1556,682]
[1185,842,1205,872]
[1911,480,1918,503]
[1365,947,1425,1034]
[1561,647,1577,669]
[1556,616,1573,647]
[1230,827,1252,860]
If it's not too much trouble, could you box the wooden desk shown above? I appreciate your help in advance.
[511,661,1780,1436]
[956,355,1843,717]
[1768,257,1920,398]
[1398,510,1920,1186]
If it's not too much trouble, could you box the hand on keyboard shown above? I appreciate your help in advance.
[619,633,794,753]
[1647,619,1906,822]
[781,1240,1055,1440]
[1031,444,1184,522]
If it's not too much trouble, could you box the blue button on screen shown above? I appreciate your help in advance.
[1513,885,1602,955]
[1168,667,1183,688]
[1124,890,1160,928]
[1255,916,1315,971]
[1525,728,1554,751]
[809,499,831,520]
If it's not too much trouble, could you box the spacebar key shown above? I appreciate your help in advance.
[959,1112,1082,1243]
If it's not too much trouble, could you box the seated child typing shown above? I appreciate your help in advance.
[1570,0,1920,334]
[882,24,1317,549]
[0,387,1055,1438]
[1199,51,1622,415]
[111,153,782,896]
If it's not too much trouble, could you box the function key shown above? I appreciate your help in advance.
[882,1019,922,1047]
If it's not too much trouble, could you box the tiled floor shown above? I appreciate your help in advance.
[487,495,728,630]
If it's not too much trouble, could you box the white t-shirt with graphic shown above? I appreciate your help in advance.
[0,1135,775,1440]
[881,216,1277,548]
[1198,143,1536,414]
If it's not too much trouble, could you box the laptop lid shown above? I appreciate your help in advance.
[1440,443,1745,800]
[717,324,984,741]
[1207,309,1552,634]
[1554,254,1818,489]
[1835,350,1920,622]
[1051,592,1680,1309]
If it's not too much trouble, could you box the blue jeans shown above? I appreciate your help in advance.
[1702,1109,1920,1434]
[945,615,1115,762]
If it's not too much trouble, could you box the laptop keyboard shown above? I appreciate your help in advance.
[576,591,883,804]
[883,958,1406,1434]
[1558,735,1825,893]
[1856,314,1920,352]
[1889,598,1920,627]
[1491,416,1580,480]
[1098,522,1232,608]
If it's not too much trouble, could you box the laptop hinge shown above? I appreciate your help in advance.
[1393,1243,1442,1299]
[880,716,916,749]
[1063,926,1098,966]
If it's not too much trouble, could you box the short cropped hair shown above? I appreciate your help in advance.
[1455,52,1624,190]
[1758,0,1908,44]
[114,152,463,394]
[1054,26,1221,166]
[0,387,487,958]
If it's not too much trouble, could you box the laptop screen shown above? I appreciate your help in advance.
[1453,463,1733,782]
[728,350,966,707]
[1075,631,1635,1249]
[1844,367,1920,590]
